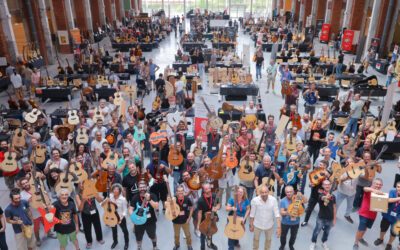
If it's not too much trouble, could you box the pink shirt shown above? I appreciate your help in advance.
[358,192,377,220]
[31,72,41,85]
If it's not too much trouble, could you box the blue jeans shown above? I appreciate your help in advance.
[172,170,181,192]
[336,63,342,75]
[386,75,394,87]
[311,218,332,243]
[256,65,262,79]
[345,117,359,136]
[336,191,355,217]
[228,238,239,250]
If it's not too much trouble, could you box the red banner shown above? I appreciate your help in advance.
[341,30,354,52]
[319,23,331,43]
[194,117,208,142]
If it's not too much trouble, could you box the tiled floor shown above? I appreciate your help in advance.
[1,20,400,250]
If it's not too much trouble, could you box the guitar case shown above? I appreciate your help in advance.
[353,75,378,87]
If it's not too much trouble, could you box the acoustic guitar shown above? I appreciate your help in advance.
[167,125,184,166]
[25,108,43,124]
[37,186,60,233]
[163,175,180,220]
[287,171,305,217]
[187,149,206,191]
[29,151,50,209]
[102,182,120,227]
[238,153,256,182]
[346,145,387,179]
[95,157,108,193]
[82,154,98,200]
[93,107,105,123]
[67,110,79,125]
[0,132,18,172]
[12,127,27,148]
[30,144,47,165]
[207,146,224,180]
[55,160,76,194]
[70,161,88,183]
[309,167,327,186]
[224,187,245,240]
[113,92,124,106]
[225,140,238,169]
[149,131,168,145]
[199,194,219,247]
[76,127,89,145]
[200,97,223,130]
[102,151,119,169]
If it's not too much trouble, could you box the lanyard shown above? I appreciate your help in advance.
[140,195,149,208]
[177,197,185,207]
[237,200,243,213]
[203,194,213,210]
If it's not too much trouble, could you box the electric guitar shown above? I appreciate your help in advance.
[37,185,60,233]
[130,200,150,225]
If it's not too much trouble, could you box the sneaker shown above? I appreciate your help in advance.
[374,239,384,246]
[86,243,92,249]
[359,238,369,246]
[36,240,41,247]
[47,231,57,239]
[344,215,354,224]
[353,244,359,250]
[173,245,180,250]
[385,244,392,250]
[98,240,105,245]
[301,221,308,227]
[322,242,329,250]
[310,243,316,250]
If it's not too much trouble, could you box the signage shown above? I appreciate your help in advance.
[341,30,354,52]
[319,23,330,43]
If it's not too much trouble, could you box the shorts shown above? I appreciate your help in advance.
[15,231,36,250]
[380,217,399,237]
[57,231,77,248]
[134,221,156,241]
[150,75,156,81]
[358,215,375,231]
[150,182,168,202]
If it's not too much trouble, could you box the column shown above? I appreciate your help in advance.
[0,0,19,63]
[291,0,296,21]
[183,0,186,31]
[162,0,164,11]
[64,0,75,29]
[276,0,281,14]
[206,0,208,10]
[38,0,55,64]
[310,0,318,27]
[111,0,117,22]
[324,0,332,24]
[299,0,305,29]
[250,0,253,16]
[84,0,94,41]
[135,0,139,14]
[119,0,125,18]
[379,0,395,56]
[99,0,107,25]
[342,0,353,29]
[386,0,400,53]
[364,0,382,57]
[24,0,39,48]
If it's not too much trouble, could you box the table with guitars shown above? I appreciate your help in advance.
[374,138,400,160]
[50,109,88,126]
[217,108,266,123]
[172,62,193,72]
[353,86,387,97]
[94,87,117,100]
[38,87,72,102]
[220,84,259,101]
[182,42,206,51]
[299,84,339,101]
[111,42,155,52]
[212,42,236,50]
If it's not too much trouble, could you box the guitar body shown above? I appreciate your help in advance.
[29,182,50,209]
[76,128,89,144]
[113,92,124,106]
[130,202,149,225]
[346,162,365,179]
[283,170,297,185]
[393,220,400,235]
[199,212,218,237]
[95,171,108,192]
[0,152,18,172]
[164,198,181,221]
[224,216,245,240]
[105,132,116,146]
[187,174,202,190]
[285,141,296,155]
[287,196,305,217]
[238,160,255,182]
[102,201,120,227]
[207,156,224,180]
[30,145,47,164]
[244,115,258,130]
[329,161,344,183]
[102,153,118,169]
[67,110,79,125]
[55,174,74,194]
[256,177,275,195]
[149,131,168,145]
[208,116,223,130]
[71,162,88,182]
[341,102,351,113]
[13,129,27,148]
[37,207,60,233]
[308,169,326,186]
[225,150,238,168]
[82,179,98,199]
[168,146,184,166]
[25,108,42,123]
[93,108,104,123]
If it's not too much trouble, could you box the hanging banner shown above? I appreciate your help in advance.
[370,38,380,52]
[319,23,330,43]
[57,30,69,45]
[341,30,354,52]
[70,29,82,44]
[194,117,208,142]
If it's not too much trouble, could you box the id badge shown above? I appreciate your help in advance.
[90,210,96,215]
[147,213,151,218]
[290,216,297,221]
[179,211,185,216]
[212,147,216,151]
[174,166,180,170]
[391,211,397,217]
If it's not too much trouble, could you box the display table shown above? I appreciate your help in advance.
[111,42,155,52]
[82,64,100,73]
[172,62,192,72]
[218,108,266,123]
[182,42,206,51]
[55,73,89,81]
[262,43,282,52]
[212,42,236,50]
[1,109,24,121]
[94,87,117,100]
[300,84,339,101]
[50,109,88,126]
[220,84,259,101]
[375,138,400,160]
[38,87,72,102]
[353,86,387,97]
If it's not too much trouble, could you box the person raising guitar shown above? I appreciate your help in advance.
[197,183,221,250]
[302,82,319,118]
[129,180,159,250]
[301,160,331,227]
[171,185,194,250]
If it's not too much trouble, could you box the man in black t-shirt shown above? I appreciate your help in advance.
[53,188,79,250]
[309,179,337,250]
[155,73,165,97]
[308,119,327,163]
[129,181,159,250]
[0,206,7,250]
[197,183,221,250]
[122,162,139,202]
[172,185,193,250]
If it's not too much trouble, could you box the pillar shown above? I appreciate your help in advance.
[0,0,19,63]
[310,0,318,27]
[250,0,253,16]
[386,0,400,53]
[379,0,395,56]
[316,0,326,21]
[99,0,107,25]
[330,0,343,35]
[64,0,75,29]
[38,0,55,64]
[24,0,39,48]
[84,0,94,41]
[115,0,122,20]
[135,0,139,14]
[349,0,367,31]
[276,0,281,15]
[111,0,117,23]
[364,0,382,57]
[183,0,186,31]
[324,0,332,24]
[291,0,296,19]
[304,0,312,26]
[52,0,72,53]
[299,0,306,29]
[342,0,353,29]
[354,0,370,62]
[118,0,125,18]
[104,0,113,23]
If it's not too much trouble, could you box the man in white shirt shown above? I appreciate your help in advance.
[175,75,185,109]
[10,70,24,100]
[98,99,111,124]
[266,59,278,94]
[345,94,364,137]
[90,120,107,138]
[250,185,281,250]
[91,132,107,154]
[245,101,258,115]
